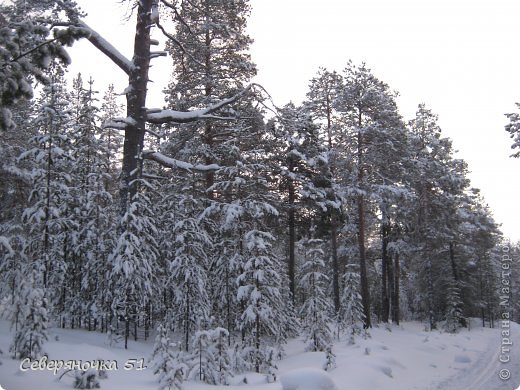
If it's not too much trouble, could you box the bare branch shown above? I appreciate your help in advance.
[161,0,197,35]
[155,21,205,68]
[78,21,133,75]
[150,51,167,59]
[7,36,61,64]
[145,127,162,138]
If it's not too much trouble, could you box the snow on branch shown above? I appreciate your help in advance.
[0,236,13,256]
[102,117,136,130]
[102,121,126,130]
[146,85,252,124]
[143,151,221,172]
[78,21,134,75]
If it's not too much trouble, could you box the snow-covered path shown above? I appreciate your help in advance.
[0,319,519,390]
[431,321,520,390]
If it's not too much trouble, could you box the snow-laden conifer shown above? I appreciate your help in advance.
[150,324,187,390]
[298,237,334,352]
[237,229,285,374]
[339,265,366,343]
[10,269,48,359]
[109,177,159,349]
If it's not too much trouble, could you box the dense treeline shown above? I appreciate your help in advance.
[0,0,518,387]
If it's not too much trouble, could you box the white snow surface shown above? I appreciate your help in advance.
[280,368,336,390]
[0,319,519,390]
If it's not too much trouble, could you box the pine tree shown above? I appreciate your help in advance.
[0,0,85,131]
[274,103,327,303]
[306,67,343,149]
[406,103,474,330]
[163,0,257,195]
[505,102,520,158]
[335,61,403,328]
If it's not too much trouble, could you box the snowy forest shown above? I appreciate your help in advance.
[1,1,520,389]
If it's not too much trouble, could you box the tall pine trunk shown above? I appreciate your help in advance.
[391,252,400,324]
[331,221,340,312]
[288,171,296,300]
[381,206,390,323]
[325,94,340,313]
[357,124,371,328]
[120,1,152,215]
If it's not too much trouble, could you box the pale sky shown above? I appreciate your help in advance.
[69,0,520,242]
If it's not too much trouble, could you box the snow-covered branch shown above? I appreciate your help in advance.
[0,236,13,256]
[102,116,136,130]
[146,85,252,124]
[143,151,221,172]
[102,121,126,130]
[78,21,134,75]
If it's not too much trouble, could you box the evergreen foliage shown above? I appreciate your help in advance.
[298,237,334,352]
[0,3,512,387]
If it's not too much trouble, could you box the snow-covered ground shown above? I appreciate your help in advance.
[0,319,519,390]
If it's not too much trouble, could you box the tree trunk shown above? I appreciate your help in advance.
[381,207,390,323]
[449,242,459,281]
[288,177,296,300]
[331,221,340,312]
[356,125,371,328]
[203,2,214,198]
[325,90,340,313]
[386,243,394,323]
[391,252,400,325]
[449,241,466,327]
[120,1,153,214]
[185,289,190,351]
[124,315,129,350]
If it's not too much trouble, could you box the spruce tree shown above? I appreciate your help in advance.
[109,177,159,349]
[237,229,285,374]
[169,189,211,351]
[443,277,465,333]
[10,269,48,359]
[150,324,187,390]
[298,237,334,352]
[185,328,231,385]
[339,265,366,343]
